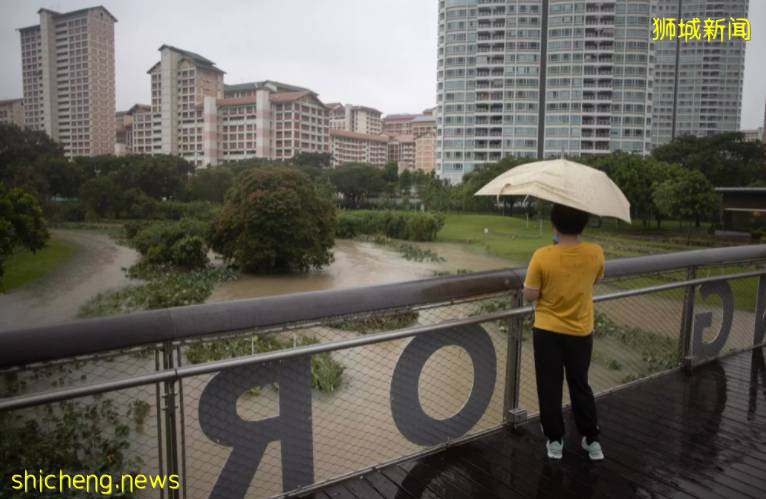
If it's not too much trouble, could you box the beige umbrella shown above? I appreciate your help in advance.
[475,159,631,223]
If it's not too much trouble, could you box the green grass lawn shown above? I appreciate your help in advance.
[437,213,761,311]
[1,238,75,292]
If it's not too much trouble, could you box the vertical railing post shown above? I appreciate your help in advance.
[162,341,181,499]
[503,290,526,427]
[679,266,697,371]
[154,347,165,499]
[175,344,188,499]
[754,274,766,347]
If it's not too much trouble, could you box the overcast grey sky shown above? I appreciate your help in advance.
[0,0,764,128]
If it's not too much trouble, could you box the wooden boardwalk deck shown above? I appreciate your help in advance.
[308,347,766,499]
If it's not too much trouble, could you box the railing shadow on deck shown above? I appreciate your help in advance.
[1,244,766,498]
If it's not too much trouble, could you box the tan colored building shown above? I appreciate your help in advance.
[0,99,24,127]
[414,133,436,173]
[137,45,328,166]
[382,111,436,172]
[383,112,435,139]
[382,114,417,137]
[327,104,382,135]
[19,6,116,157]
[387,135,416,172]
[115,104,150,155]
[216,82,329,162]
[330,129,388,167]
[144,45,225,166]
[327,103,346,130]
[411,114,436,139]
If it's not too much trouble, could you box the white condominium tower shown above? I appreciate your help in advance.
[652,0,748,147]
[436,0,748,183]
[18,6,117,157]
[437,0,654,183]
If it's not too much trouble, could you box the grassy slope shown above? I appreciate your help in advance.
[1,238,75,291]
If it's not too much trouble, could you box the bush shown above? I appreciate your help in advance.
[336,211,445,241]
[78,267,237,317]
[209,166,336,273]
[45,200,85,222]
[132,219,209,269]
[185,334,344,393]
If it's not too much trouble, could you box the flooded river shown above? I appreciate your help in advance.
[209,238,516,302]
[0,230,139,331]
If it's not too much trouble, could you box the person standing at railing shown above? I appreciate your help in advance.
[522,203,605,461]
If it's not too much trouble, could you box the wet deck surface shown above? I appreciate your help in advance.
[309,347,766,499]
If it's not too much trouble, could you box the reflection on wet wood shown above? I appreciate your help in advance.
[314,347,766,499]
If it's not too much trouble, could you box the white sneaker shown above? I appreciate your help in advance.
[546,440,563,459]
[582,437,604,461]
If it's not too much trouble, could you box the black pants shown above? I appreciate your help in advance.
[533,327,599,442]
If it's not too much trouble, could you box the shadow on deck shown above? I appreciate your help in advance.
[310,347,766,499]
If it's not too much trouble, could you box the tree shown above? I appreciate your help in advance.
[459,156,533,213]
[292,152,333,170]
[399,169,413,194]
[652,133,766,187]
[328,163,386,208]
[186,166,234,203]
[0,183,49,283]
[652,169,719,229]
[0,124,63,183]
[79,176,123,218]
[209,166,336,273]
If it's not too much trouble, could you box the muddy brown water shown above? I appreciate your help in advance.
[6,233,754,497]
[0,230,140,332]
[207,238,515,302]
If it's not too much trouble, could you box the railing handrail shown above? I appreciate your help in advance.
[2,267,764,412]
[1,244,765,369]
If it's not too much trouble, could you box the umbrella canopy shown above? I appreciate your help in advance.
[475,159,631,223]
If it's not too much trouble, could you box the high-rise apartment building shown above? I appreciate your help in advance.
[383,111,437,138]
[415,134,437,172]
[436,0,748,183]
[327,104,383,134]
[652,0,748,147]
[0,99,24,127]
[18,6,116,157]
[115,104,150,156]
[330,129,388,166]
[388,135,417,171]
[436,0,655,183]
[133,45,329,166]
[382,114,419,136]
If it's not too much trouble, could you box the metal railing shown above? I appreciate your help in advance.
[1,245,766,498]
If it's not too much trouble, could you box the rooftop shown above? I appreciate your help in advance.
[37,6,118,23]
[158,45,224,73]
[224,80,312,94]
[330,129,390,142]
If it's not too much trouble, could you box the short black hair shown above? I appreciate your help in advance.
[550,203,590,235]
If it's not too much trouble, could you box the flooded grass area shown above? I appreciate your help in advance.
[1,237,75,291]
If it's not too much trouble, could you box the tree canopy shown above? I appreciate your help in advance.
[0,182,49,282]
[328,163,387,208]
[651,132,766,187]
[209,166,336,273]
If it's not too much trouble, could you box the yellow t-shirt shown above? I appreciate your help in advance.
[524,242,605,336]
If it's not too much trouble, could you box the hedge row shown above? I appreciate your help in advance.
[336,211,445,241]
